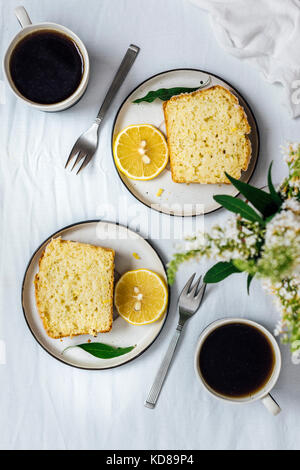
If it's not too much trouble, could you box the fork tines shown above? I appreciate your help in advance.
[65,143,89,175]
[181,273,204,298]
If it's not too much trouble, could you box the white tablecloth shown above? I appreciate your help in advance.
[1,0,300,451]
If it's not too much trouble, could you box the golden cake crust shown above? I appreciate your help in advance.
[163,85,251,184]
[34,237,115,339]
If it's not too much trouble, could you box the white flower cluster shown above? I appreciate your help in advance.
[184,215,263,262]
[263,276,300,352]
[280,143,300,197]
[281,142,299,163]
[262,198,300,277]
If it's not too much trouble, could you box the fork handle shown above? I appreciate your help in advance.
[96,44,140,122]
[145,326,182,409]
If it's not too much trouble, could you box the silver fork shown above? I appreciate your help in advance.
[145,273,206,409]
[65,44,140,174]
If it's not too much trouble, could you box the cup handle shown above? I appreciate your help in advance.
[261,394,281,416]
[15,6,32,28]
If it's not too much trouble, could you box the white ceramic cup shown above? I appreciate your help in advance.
[3,6,90,112]
[194,318,281,416]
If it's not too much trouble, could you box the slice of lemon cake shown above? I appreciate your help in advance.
[35,237,114,339]
[163,85,251,184]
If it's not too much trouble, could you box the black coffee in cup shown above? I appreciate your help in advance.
[199,322,275,398]
[9,30,84,105]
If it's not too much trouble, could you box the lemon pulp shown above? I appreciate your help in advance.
[113,124,169,180]
[114,269,168,325]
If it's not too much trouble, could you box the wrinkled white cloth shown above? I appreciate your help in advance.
[190,0,300,118]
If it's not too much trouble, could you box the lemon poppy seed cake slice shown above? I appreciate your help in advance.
[34,237,114,339]
[163,85,251,184]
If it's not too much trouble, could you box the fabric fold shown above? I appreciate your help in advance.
[190,0,300,117]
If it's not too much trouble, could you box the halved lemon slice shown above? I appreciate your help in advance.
[114,269,168,325]
[113,124,169,180]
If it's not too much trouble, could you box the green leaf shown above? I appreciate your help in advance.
[204,262,241,283]
[264,213,276,224]
[225,172,280,217]
[247,274,254,295]
[233,258,255,273]
[63,343,136,359]
[213,195,264,224]
[133,84,203,103]
[268,162,282,206]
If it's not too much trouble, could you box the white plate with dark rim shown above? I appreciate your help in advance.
[112,68,260,217]
[21,220,169,370]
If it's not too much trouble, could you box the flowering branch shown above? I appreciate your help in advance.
[167,143,300,357]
